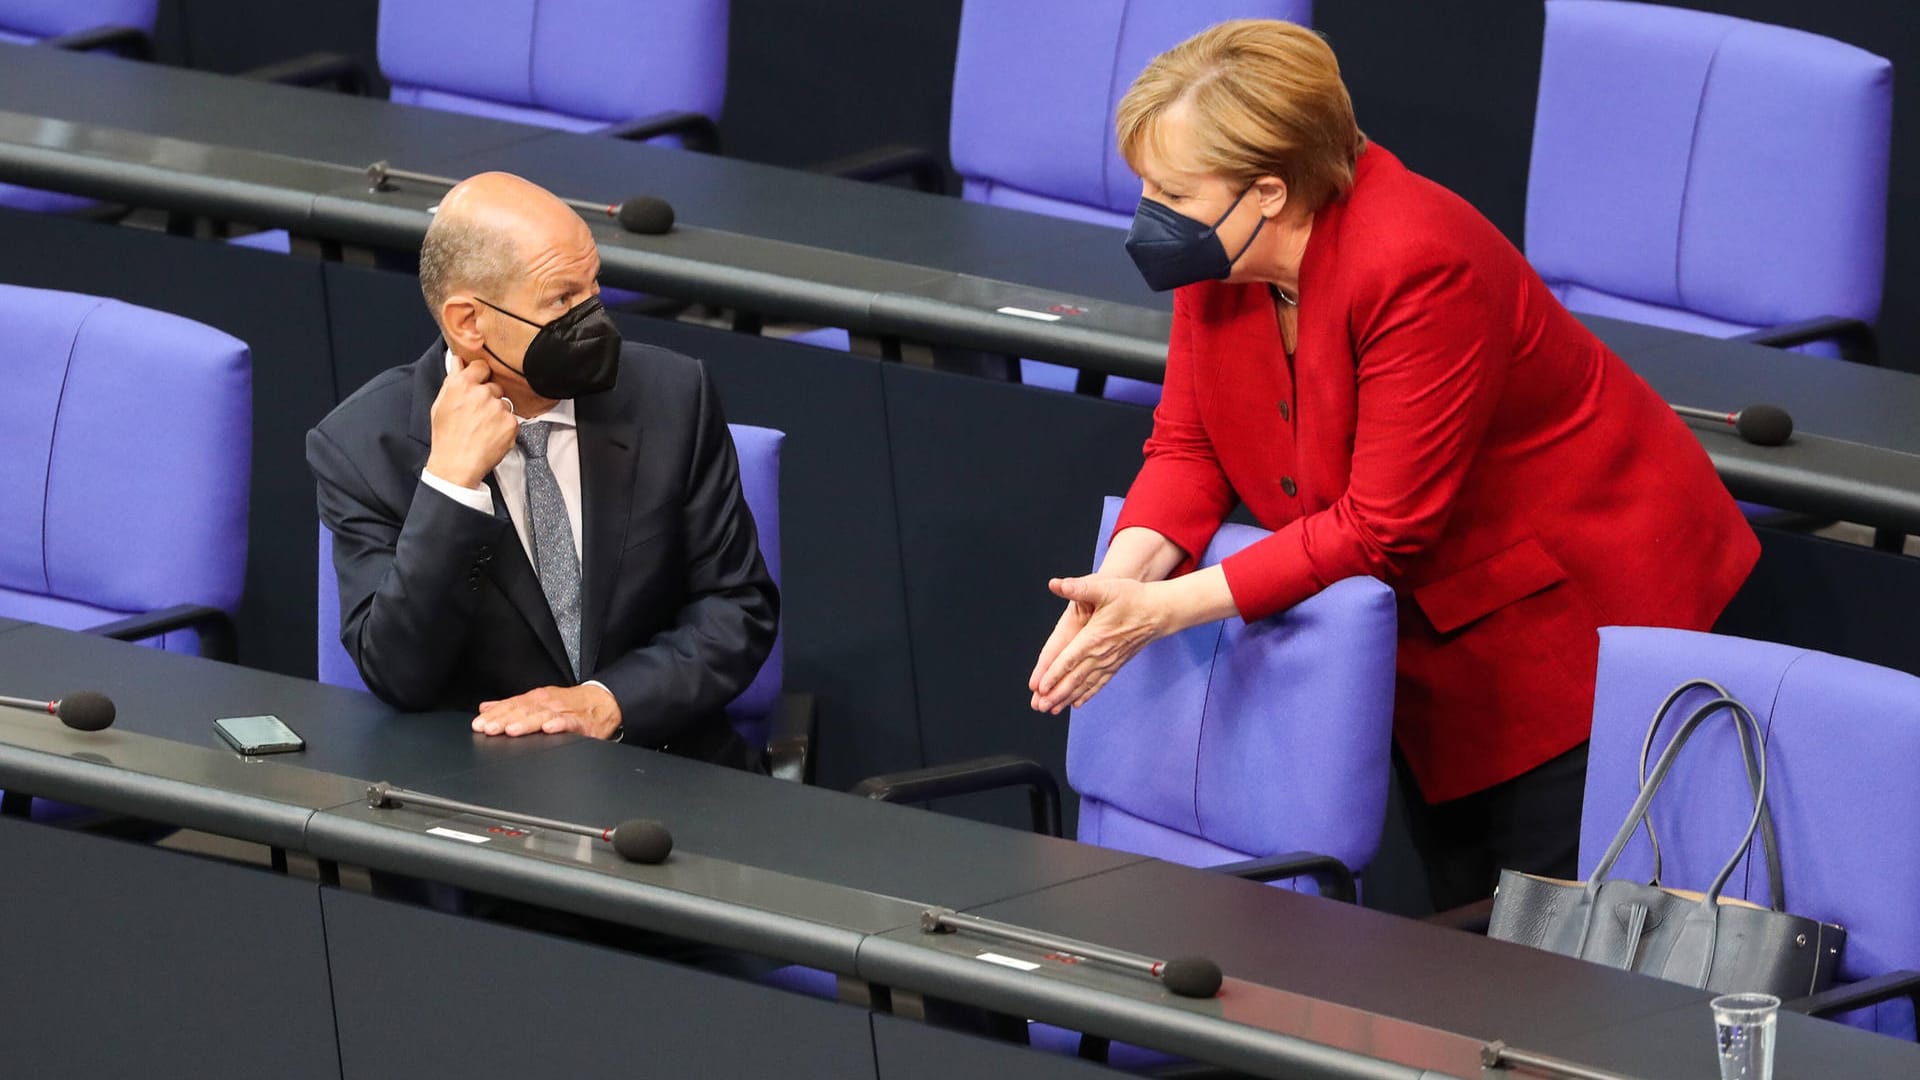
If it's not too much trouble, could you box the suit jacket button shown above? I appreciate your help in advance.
[1278,400,1291,421]
[477,545,492,559]
[1281,476,1298,497]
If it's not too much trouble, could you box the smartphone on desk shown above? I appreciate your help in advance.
[213,714,305,755]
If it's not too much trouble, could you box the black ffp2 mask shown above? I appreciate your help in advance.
[477,294,621,399]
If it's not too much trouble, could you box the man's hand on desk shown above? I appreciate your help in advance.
[473,683,622,740]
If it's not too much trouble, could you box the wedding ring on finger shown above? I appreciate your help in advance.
[499,396,515,414]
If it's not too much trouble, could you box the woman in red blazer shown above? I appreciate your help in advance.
[1029,21,1757,908]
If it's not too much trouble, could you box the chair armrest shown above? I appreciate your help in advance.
[1785,970,1920,1019]
[38,25,152,59]
[852,754,1062,837]
[811,144,946,194]
[1733,316,1880,366]
[1209,851,1357,904]
[767,691,818,785]
[86,604,236,663]
[239,51,373,95]
[599,111,720,153]
[1424,896,1497,934]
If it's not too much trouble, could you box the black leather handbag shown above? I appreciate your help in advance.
[1487,680,1845,998]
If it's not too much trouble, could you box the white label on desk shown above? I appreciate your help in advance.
[995,306,1063,322]
[426,826,490,844]
[975,952,1041,971]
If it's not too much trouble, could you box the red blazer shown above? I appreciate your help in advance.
[1114,145,1758,803]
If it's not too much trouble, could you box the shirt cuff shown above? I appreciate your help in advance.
[581,680,621,741]
[420,468,495,516]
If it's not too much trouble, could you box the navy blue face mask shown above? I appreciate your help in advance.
[1123,185,1266,293]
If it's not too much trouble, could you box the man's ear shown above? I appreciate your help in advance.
[1252,176,1290,220]
[441,296,483,352]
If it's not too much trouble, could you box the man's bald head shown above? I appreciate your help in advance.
[418,172,597,330]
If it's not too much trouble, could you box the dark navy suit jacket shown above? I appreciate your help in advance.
[307,338,777,769]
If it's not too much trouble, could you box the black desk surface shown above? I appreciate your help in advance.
[394,736,1142,910]
[0,42,1162,311]
[1588,314,1920,456]
[6,42,1918,403]
[0,623,1137,905]
[1549,997,1920,1080]
[436,130,1164,310]
[5,623,1920,1077]
[0,42,545,169]
[962,858,1711,1050]
[863,846,1920,1079]
[0,622,562,788]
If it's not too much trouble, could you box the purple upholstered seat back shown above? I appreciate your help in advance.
[1527,0,1891,339]
[318,424,785,749]
[0,284,250,653]
[1067,497,1396,880]
[378,0,727,133]
[316,523,365,692]
[949,0,1314,228]
[721,424,784,744]
[0,0,155,39]
[1586,627,1920,1038]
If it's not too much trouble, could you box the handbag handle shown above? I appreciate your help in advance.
[1635,680,1787,911]
[1585,693,1769,910]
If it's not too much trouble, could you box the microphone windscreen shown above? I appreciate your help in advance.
[615,197,675,235]
[1160,956,1222,999]
[610,819,674,863]
[1735,404,1793,447]
[56,691,116,732]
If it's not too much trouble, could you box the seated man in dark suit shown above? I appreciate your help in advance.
[308,172,777,771]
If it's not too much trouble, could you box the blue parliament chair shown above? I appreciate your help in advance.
[0,0,158,216]
[1570,628,1920,1041]
[1527,0,1892,364]
[816,495,1395,1063]
[375,0,725,148]
[855,495,1397,894]
[0,283,249,823]
[233,0,727,262]
[0,0,153,50]
[318,422,815,781]
[0,284,249,658]
[795,0,1315,407]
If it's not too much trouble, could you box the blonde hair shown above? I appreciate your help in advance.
[1116,20,1365,214]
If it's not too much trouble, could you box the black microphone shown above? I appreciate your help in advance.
[365,783,673,864]
[610,819,674,863]
[1672,403,1794,447]
[0,691,117,731]
[364,160,676,235]
[921,907,1224,999]
[1160,956,1226,999]
[613,196,674,235]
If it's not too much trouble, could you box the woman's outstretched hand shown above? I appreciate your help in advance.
[1029,576,1169,714]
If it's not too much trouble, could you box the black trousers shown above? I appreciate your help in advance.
[1394,741,1590,913]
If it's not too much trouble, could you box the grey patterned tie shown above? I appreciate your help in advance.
[516,423,582,678]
